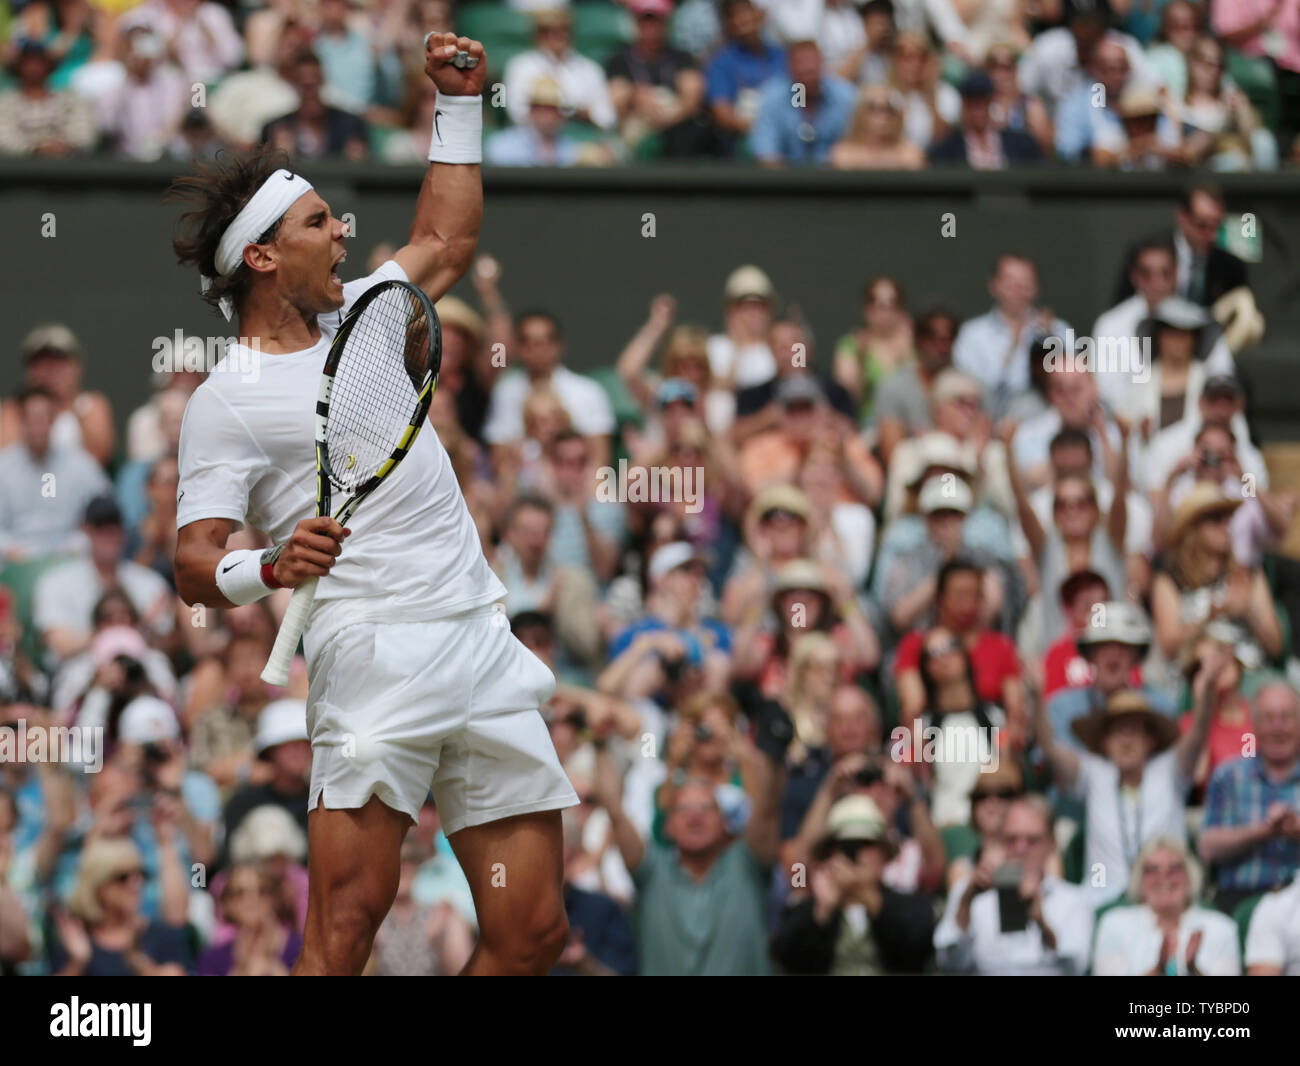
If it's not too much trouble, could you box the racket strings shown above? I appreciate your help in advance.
[327,286,433,492]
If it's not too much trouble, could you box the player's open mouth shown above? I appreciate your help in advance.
[330,253,346,285]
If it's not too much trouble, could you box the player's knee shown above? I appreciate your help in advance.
[482,899,568,974]
[317,895,386,968]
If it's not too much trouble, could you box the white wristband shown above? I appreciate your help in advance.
[428,92,483,164]
[215,548,273,606]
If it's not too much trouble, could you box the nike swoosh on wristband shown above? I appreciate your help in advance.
[434,110,444,143]
[221,562,239,573]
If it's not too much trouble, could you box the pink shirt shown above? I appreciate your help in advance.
[1213,0,1300,74]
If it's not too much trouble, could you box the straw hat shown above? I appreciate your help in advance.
[1168,481,1242,547]
[1069,689,1180,754]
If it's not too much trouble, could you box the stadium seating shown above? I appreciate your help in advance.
[573,2,635,66]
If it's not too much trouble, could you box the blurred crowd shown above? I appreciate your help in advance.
[2,180,1300,976]
[0,0,1299,168]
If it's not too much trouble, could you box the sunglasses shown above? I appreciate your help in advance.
[834,839,880,861]
[762,508,804,524]
[110,868,145,885]
[1054,495,1095,511]
[1142,863,1186,877]
[924,636,961,657]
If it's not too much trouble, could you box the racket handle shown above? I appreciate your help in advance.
[261,577,319,686]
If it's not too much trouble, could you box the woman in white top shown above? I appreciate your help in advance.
[888,31,961,150]
[1175,35,1276,171]
[1092,835,1241,975]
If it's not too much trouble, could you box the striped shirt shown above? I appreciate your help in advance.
[1202,756,1300,893]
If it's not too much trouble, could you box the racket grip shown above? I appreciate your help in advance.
[261,577,319,686]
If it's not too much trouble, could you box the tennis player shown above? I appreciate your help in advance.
[169,33,578,976]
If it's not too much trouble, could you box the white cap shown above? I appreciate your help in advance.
[118,696,180,745]
[648,541,703,582]
[919,475,973,515]
[254,699,309,756]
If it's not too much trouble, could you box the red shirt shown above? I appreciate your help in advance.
[1180,703,1254,782]
[895,628,1020,704]
[1042,635,1144,700]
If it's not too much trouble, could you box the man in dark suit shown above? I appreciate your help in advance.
[928,72,1043,169]
[1112,184,1248,306]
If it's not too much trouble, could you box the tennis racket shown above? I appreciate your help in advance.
[260,279,441,685]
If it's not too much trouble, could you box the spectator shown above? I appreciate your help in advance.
[1210,0,1300,159]
[986,40,1053,156]
[929,70,1043,168]
[0,37,96,157]
[1092,835,1242,974]
[1113,184,1248,308]
[554,809,636,975]
[370,841,474,975]
[0,387,110,562]
[1036,679,1216,905]
[590,731,782,975]
[50,835,191,976]
[934,795,1095,974]
[882,478,1004,638]
[708,264,777,392]
[262,49,369,160]
[1054,38,1143,162]
[750,39,856,166]
[1141,372,1264,494]
[1046,598,1172,746]
[835,0,896,85]
[1176,34,1275,170]
[875,307,960,464]
[197,862,304,976]
[1149,481,1283,691]
[33,495,173,665]
[1178,625,1257,793]
[886,30,960,151]
[1152,419,1295,566]
[1199,681,1300,912]
[771,794,936,974]
[830,83,927,170]
[895,557,1024,744]
[1244,873,1300,974]
[831,275,915,426]
[1017,0,1157,116]
[121,0,244,86]
[606,0,709,157]
[1009,365,1122,489]
[482,311,616,468]
[503,7,617,131]
[952,253,1069,418]
[314,0,400,117]
[187,632,276,791]
[1093,83,1184,170]
[902,624,1009,826]
[941,759,1026,890]
[705,0,785,151]
[486,76,584,166]
[72,25,189,162]
[220,700,312,862]
[0,323,114,467]
[1146,0,1203,99]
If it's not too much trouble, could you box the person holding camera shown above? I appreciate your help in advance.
[934,794,1094,974]
[771,794,936,975]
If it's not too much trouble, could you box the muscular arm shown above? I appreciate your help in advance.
[392,35,486,302]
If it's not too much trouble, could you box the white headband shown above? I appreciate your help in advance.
[200,169,315,321]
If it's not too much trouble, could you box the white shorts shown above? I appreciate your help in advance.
[303,602,579,832]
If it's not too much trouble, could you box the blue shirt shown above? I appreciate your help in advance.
[485,126,580,167]
[749,73,856,165]
[952,308,1071,416]
[609,616,733,666]
[704,41,784,106]
[1047,684,1177,754]
[1203,757,1300,893]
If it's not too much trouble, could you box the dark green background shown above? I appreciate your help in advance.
[1,163,1296,438]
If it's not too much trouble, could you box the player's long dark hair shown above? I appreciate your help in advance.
[166,146,294,319]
